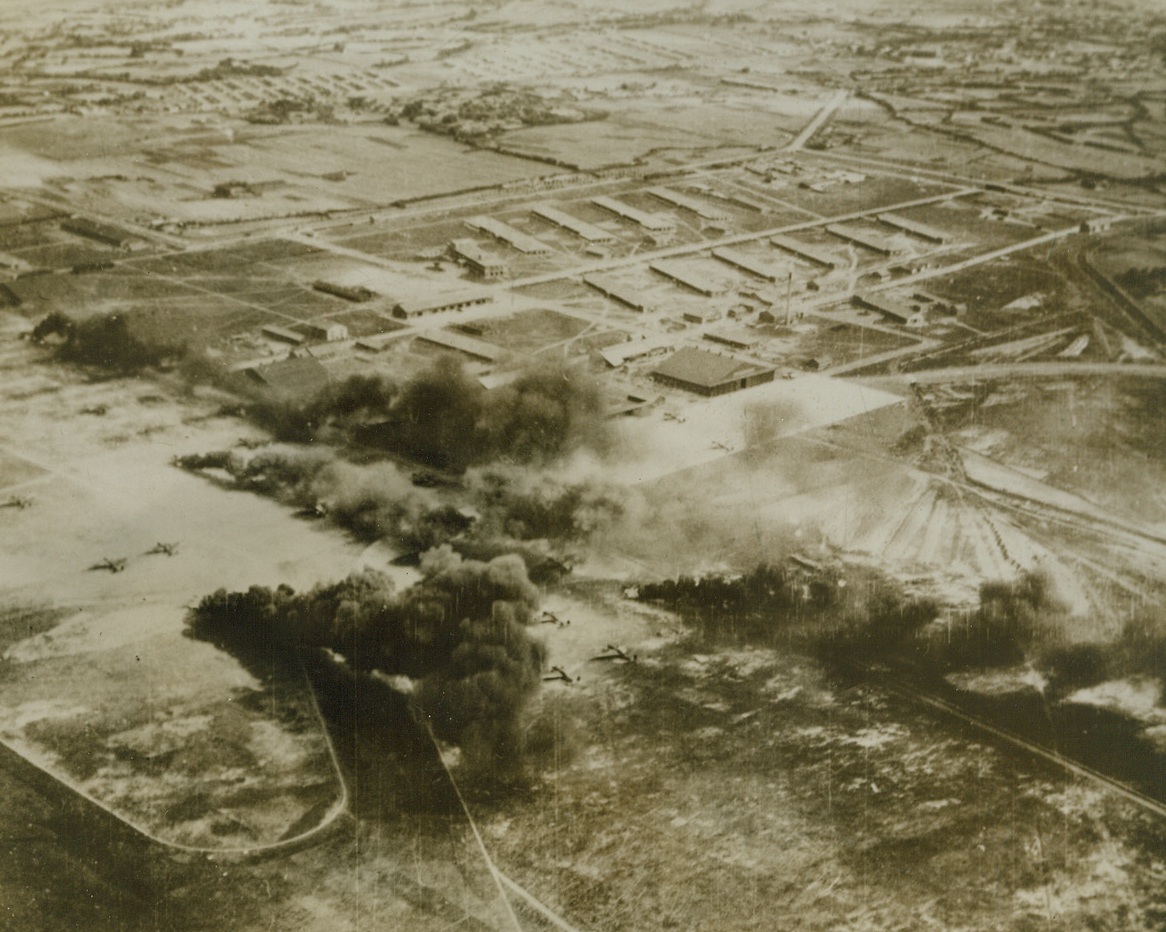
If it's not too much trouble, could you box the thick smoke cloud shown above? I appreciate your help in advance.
[476,361,612,465]
[1042,610,1166,700]
[175,447,460,549]
[251,373,398,444]
[251,356,612,470]
[189,548,546,772]
[636,565,1079,678]
[464,466,629,544]
[933,570,1064,670]
[176,445,630,576]
[31,311,186,372]
[637,562,939,646]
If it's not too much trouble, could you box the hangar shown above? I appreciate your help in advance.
[651,346,775,396]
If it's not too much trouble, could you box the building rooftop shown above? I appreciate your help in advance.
[244,356,330,398]
[393,288,493,315]
[417,329,505,362]
[651,346,772,389]
[598,335,674,367]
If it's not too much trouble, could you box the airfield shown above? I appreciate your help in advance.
[4,0,1166,930]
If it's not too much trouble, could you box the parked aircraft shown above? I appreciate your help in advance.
[591,644,637,663]
[295,500,329,519]
[92,557,127,573]
[537,611,570,627]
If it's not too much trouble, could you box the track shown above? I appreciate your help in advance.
[423,720,589,932]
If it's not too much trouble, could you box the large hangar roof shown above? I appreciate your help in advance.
[651,346,772,389]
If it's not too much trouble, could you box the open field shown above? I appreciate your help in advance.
[488,583,1166,932]
[494,95,800,169]
[0,117,554,224]
[0,318,362,852]
[928,376,1166,533]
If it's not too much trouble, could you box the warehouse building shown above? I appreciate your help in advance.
[597,335,674,368]
[417,330,505,363]
[725,193,766,212]
[645,187,730,222]
[825,224,904,257]
[850,293,910,324]
[583,274,655,312]
[60,216,135,249]
[649,260,726,296]
[392,289,493,319]
[297,321,349,342]
[713,247,786,282]
[875,213,951,244]
[651,346,775,396]
[243,356,330,399]
[261,324,306,345]
[467,216,553,255]
[312,280,376,302]
[703,329,759,350]
[450,239,508,279]
[531,205,614,243]
[769,235,837,270]
[591,195,675,232]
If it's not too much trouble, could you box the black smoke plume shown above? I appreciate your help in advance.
[175,446,628,574]
[637,562,938,646]
[248,356,612,470]
[249,373,398,444]
[189,548,546,774]
[32,311,186,372]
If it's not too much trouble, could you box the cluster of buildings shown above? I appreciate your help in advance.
[238,165,979,409]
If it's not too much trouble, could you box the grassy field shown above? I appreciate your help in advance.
[0,323,365,854]
[482,582,1166,932]
[2,117,554,224]
[932,376,1166,531]
[469,308,592,354]
[0,622,341,849]
[923,255,1076,328]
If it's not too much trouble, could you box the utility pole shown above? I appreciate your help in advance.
[785,270,793,326]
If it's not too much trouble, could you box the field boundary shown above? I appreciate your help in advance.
[0,658,350,858]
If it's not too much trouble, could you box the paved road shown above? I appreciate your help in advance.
[857,361,1166,385]
[786,90,850,152]
[866,225,1081,294]
[806,148,1165,217]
